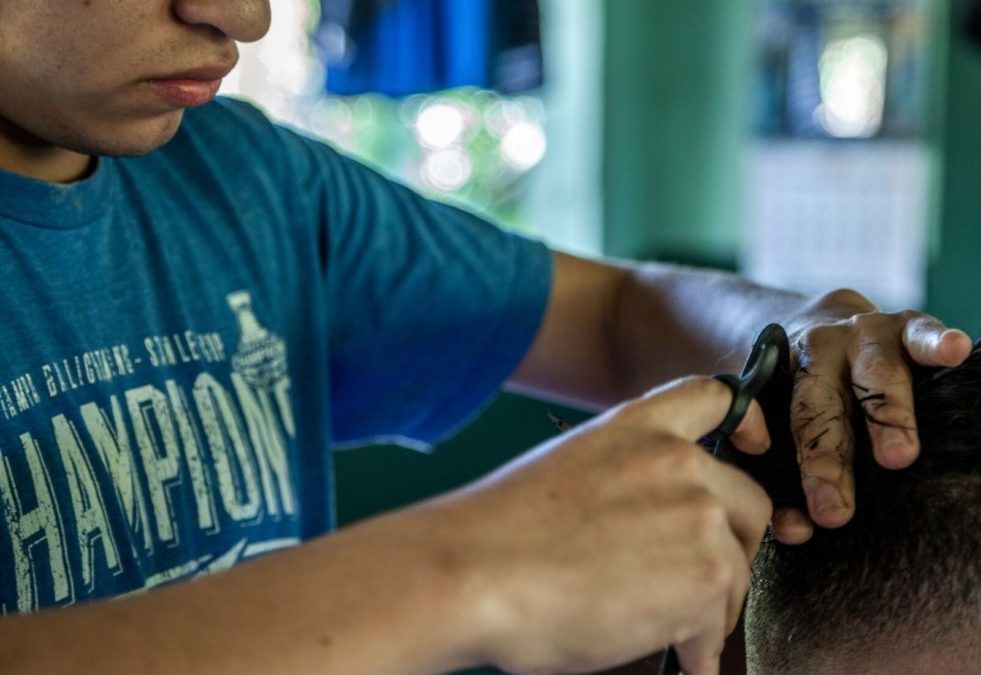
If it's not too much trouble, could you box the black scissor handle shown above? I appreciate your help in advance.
[704,324,789,448]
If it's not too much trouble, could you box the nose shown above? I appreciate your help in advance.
[173,0,272,43]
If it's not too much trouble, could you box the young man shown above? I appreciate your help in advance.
[0,2,971,674]
[745,344,981,675]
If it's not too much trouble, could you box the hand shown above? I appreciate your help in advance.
[774,289,972,544]
[433,377,772,675]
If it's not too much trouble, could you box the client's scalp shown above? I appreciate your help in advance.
[746,344,981,674]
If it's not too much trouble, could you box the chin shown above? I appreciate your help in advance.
[98,111,186,157]
[60,109,187,158]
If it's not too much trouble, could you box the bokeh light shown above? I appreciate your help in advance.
[817,34,888,138]
[501,122,548,170]
[422,149,474,191]
[414,102,467,149]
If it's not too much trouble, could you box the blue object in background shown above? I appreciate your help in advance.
[317,0,542,97]
[783,4,825,138]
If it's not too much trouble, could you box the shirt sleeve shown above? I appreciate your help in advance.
[258,109,554,449]
[325,152,552,448]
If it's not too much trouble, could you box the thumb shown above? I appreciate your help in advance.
[638,376,770,450]
[902,316,972,368]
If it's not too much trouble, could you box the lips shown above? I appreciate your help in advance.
[146,62,236,108]
[148,78,223,107]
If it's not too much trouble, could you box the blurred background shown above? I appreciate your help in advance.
[221,1,981,672]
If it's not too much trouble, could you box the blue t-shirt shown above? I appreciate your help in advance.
[0,98,552,615]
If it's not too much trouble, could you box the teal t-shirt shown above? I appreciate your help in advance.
[0,97,552,614]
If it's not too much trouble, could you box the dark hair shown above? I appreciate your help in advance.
[745,343,981,673]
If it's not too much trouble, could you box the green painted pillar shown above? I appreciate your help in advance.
[927,0,981,333]
[603,1,754,265]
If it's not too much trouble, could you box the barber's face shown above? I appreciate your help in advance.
[0,1,271,158]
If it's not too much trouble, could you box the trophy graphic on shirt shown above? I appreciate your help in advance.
[227,291,288,390]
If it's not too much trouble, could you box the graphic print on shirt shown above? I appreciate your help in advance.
[0,291,300,614]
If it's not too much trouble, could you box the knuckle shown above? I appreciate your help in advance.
[682,374,722,393]
[853,354,903,383]
[612,434,695,483]
[647,375,726,407]
[849,311,896,333]
[854,360,911,392]
[609,397,645,425]
[896,308,926,324]
[796,323,845,352]
[697,553,734,592]
[621,435,677,474]
[659,443,704,482]
[608,398,660,433]
[689,495,728,543]
[813,287,876,313]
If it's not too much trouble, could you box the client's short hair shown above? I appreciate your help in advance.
[745,344,981,674]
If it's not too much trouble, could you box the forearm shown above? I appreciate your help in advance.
[609,263,880,399]
[0,506,480,675]
[609,263,804,392]
[509,251,878,410]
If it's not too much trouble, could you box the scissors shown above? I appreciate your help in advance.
[660,323,804,675]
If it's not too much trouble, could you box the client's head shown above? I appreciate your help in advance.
[745,344,981,675]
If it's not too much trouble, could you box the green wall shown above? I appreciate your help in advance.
[603,1,753,266]
[927,0,981,332]
[333,393,588,525]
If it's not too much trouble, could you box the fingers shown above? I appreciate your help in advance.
[717,526,752,634]
[675,604,727,675]
[729,401,771,456]
[631,377,773,551]
[630,379,768,669]
[601,381,770,673]
[790,310,970,533]
[769,507,813,545]
[637,377,770,452]
[852,314,970,471]
[666,485,757,675]
[850,333,918,470]
[790,331,856,528]
[699,460,773,561]
[848,313,969,469]
[902,318,972,367]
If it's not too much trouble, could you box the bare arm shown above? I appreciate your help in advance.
[0,508,479,675]
[508,252,813,409]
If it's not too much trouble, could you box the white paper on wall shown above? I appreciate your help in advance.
[741,140,931,311]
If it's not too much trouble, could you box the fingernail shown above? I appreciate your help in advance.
[938,330,971,365]
[941,328,970,343]
[813,483,842,514]
[773,520,814,545]
[878,427,916,467]
[772,510,812,540]
[775,509,809,528]
[879,426,910,450]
